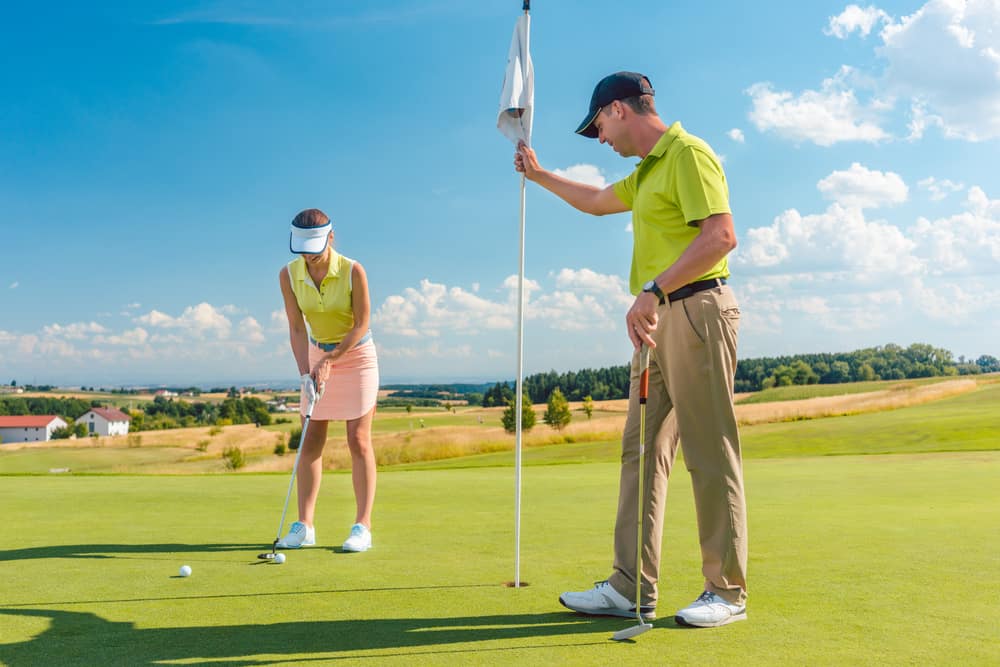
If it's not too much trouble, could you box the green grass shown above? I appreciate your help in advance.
[736,375,966,404]
[391,383,1000,470]
[1,450,998,665]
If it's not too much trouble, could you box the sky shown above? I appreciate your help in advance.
[1,0,999,387]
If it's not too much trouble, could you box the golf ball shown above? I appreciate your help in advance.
[179,565,192,577]
[274,553,286,564]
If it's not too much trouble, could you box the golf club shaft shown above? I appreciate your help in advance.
[274,396,317,543]
[635,344,650,623]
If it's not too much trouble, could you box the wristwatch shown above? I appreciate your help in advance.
[642,279,666,304]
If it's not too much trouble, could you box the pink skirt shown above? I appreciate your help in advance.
[302,339,379,421]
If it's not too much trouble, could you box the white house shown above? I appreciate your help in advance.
[0,415,69,443]
[76,407,131,436]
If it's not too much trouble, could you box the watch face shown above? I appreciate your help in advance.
[644,280,655,291]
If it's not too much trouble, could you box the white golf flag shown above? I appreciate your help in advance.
[497,12,533,145]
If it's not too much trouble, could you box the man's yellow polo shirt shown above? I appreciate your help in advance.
[613,121,731,295]
[287,252,355,344]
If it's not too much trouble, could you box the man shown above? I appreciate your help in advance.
[514,71,747,628]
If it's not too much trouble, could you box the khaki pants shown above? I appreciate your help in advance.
[607,285,748,607]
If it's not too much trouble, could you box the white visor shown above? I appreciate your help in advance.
[289,222,332,254]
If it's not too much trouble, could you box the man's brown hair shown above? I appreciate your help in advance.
[619,94,656,115]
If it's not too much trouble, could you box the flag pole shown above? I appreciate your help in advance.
[513,0,530,590]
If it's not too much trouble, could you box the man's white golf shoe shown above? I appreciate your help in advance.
[342,523,372,552]
[276,521,315,549]
[675,591,747,627]
[559,580,655,620]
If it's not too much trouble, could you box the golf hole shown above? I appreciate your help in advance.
[502,581,531,587]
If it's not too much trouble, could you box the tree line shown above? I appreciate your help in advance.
[0,395,273,431]
[480,344,999,404]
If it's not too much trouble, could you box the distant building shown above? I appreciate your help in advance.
[76,407,131,436]
[0,415,69,443]
[154,389,178,398]
[0,385,24,395]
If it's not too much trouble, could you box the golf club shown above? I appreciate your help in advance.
[613,344,654,641]
[257,387,318,560]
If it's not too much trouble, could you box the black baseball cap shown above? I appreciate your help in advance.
[575,71,655,138]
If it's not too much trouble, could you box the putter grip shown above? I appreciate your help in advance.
[638,346,650,402]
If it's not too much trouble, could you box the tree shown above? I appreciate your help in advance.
[501,391,535,434]
[405,403,413,414]
[543,387,572,431]
[582,395,594,419]
[74,422,88,438]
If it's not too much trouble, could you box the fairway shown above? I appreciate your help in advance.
[2,450,999,665]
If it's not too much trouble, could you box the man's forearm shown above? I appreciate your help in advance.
[529,169,606,215]
[652,216,737,294]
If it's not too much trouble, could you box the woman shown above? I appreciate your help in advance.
[277,208,379,552]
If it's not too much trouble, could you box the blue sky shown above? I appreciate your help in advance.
[2,1,999,386]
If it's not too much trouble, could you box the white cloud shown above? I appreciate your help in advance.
[825,4,892,39]
[736,183,1000,335]
[727,128,745,143]
[373,279,515,338]
[880,0,1000,141]
[746,67,890,145]
[738,203,919,276]
[817,162,908,209]
[240,317,266,344]
[752,1,1000,145]
[269,309,289,333]
[42,321,109,340]
[918,176,965,201]
[8,282,17,289]
[552,164,608,189]
[93,327,150,346]
[377,342,474,360]
[374,269,637,341]
[136,302,233,339]
[911,186,1000,273]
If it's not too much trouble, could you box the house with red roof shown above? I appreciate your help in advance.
[76,407,131,437]
[0,415,69,443]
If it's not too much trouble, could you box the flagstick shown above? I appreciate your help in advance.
[514,171,526,588]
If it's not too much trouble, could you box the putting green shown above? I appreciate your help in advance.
[1,450,998,665]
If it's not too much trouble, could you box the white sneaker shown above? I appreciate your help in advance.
[276,521,315,549]
[341,523,372,552]
[559,580,655,620]
[675,591,747,627]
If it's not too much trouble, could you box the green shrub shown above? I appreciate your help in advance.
[208,425,223,436]
[288,427,303,451]
[195,439,210,452]
[223,446,245,470]
[126,434,142,448]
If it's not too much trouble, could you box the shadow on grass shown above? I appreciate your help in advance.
[0,608,624,665]
[0,542,260,562]
[7,583,500,609]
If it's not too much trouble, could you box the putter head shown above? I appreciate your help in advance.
[257,539,279,560]
[612,622,653,641]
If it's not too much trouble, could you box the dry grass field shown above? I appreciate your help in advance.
[2,376,990,474]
